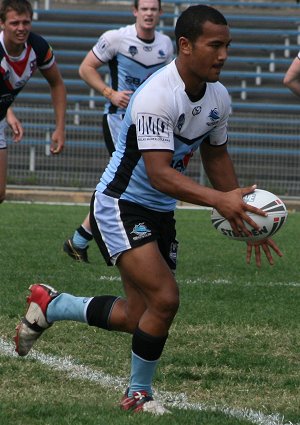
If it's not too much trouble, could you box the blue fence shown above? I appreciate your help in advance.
[8,0,300,196]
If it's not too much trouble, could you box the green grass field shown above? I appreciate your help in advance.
[0,202,299,425]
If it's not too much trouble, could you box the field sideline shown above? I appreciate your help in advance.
[0,202,299,425]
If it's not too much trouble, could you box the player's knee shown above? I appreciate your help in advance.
[126,315,142,333]
[155,291,180,321]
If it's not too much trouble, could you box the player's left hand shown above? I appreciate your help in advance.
[50,129,65,154]
[246,238,283,267]
[7,114,24,143]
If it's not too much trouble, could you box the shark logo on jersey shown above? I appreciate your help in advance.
[177,113,185,131]
[206,108,220,126]
[158,49,167,58]
[129,46,138,57]
[192,106,202,116]
[131,222,152,240]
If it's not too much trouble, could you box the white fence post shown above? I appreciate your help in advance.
[255,65,262,86]
[89,88,95,109]
[269,52,275,72]
[241,80,247,100]
[29,147,35,171]
[74,102,80,125]
[284,37,290,58]
[45,130,51,156]
[33,0,38,20]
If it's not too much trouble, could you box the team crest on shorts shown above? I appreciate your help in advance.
[131,222,151,240]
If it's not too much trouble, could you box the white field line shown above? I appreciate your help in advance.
[97,275,300,288]
[0,338,298,425]
[5,200,210,210]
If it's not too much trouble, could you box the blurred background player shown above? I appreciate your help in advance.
[63,0,174,263]
[15,5,283,415]
[0,0,66,203]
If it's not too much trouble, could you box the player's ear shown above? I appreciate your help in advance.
[179,37,192,55]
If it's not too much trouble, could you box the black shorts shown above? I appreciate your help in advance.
[90,191,178,270]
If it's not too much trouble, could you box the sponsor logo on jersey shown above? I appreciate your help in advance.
[15,79,28,88]
[131,222,151,240]
[177,113,185,131]
[125,75,141,87]
[129,45,138,57]
[137,113,170,142]
[44,47,53,62]
[206,107,220,126]
[143,46,152,52]
[192,106,202,116]
[172,149,194,172]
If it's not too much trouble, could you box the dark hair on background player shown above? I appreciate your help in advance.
[175,4,228,52]
[134,0,161,10]
[0,0,33,22]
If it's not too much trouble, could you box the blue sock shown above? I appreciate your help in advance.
[73,230,90,249]
[128,351,158,397]
[47,293,92,323]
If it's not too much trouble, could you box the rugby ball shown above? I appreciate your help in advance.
[211,189,288,241]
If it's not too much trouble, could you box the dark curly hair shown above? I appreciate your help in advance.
[175,4,227,52]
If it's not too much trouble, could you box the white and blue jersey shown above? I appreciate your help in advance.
[92,24,174,115]
[97,60,231,212]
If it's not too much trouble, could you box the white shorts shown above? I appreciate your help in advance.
[102,113,124,156]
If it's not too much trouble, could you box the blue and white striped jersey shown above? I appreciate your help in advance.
[97,60,231,212]
[92,24,174,115]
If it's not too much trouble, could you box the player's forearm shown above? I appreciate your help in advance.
[203,155,239,192]
[50,83,66,130]
[149,165,224,208]
[79,65,109,96]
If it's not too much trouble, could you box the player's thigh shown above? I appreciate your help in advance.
[0,148,7,201]
[119,275,147,330]
[117,240,179,309]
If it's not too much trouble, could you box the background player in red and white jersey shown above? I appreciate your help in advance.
[0,0,66,203]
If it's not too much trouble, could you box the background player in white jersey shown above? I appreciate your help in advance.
[63,0,174,263]
[15,5,283,415]
[0,0,66,203]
